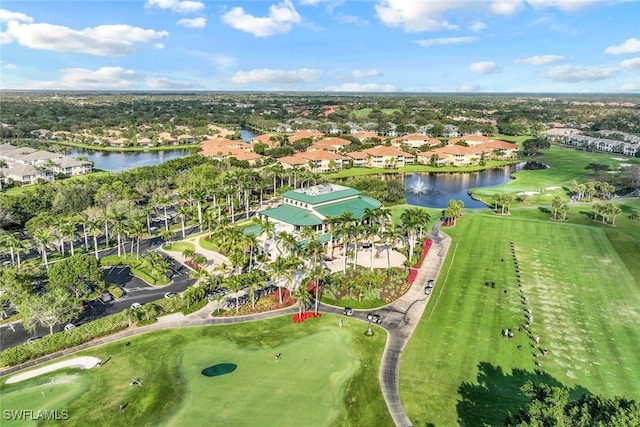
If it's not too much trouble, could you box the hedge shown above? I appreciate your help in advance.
[0,311,130,368]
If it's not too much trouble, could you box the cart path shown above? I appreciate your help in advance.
[0,224,452,427]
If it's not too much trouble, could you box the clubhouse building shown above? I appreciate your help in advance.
[256,183,381,240]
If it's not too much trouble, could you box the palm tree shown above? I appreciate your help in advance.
[400,207,430,261]
[175,205,190,240]
[293,285,311,318]
[59,220,77,256]
[365,224,380,271]
[276,231,299,256]
[226,275,244,313]
[350,224,365,270]
[33,228,53,270]
[192,188,207,231]
[382,225,404,270]
[307,264,327,314]
[267,255,292,305]
[87,220,103,260]
[323,215,341,259]
[0,231,19,267]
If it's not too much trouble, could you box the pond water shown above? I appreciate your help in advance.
[68,148,192,172]
[404,162,535,209]
[240,129,259,142]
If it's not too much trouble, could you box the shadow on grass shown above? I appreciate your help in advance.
[537,206,551,216]
[456,362,590,427]
[201,363,237,377]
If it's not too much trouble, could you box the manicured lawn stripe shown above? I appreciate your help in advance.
[400,212,640,426]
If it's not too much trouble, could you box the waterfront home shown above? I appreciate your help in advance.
[345,145,415,168]
[278,150,346,173]
[391,133,441,149]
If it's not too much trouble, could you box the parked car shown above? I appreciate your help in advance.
[27,336,42,344]
[131,302,142,309]
[64,323,76,331]
[343,307,354,316]
[367,312,382,324]
[424,287,432,295]
[100,292,113,302]
[164,292,176,299]
[427,279,435,288]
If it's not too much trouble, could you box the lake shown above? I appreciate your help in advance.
[403,163,531,209]
[68,148,191,172]
[69,129,260,172]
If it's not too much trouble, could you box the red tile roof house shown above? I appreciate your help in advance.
[351,131,379,143]
[288,129,324,143]
[278,150,346,173]
[391,133,442,149]
[249,134,281,148]
[346,145,415,168]
[307,137,352,153]
[199,143,264,166]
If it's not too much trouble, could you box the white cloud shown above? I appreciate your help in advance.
[145,0,204,14]
[352,69,381,78]
[1,21,168,56]
[490,0,524,15]
[619,82,640,91]
[154,43,165,49]
[457,83,481,92]
[222,0,301,37]
[229,68,322,85]
[544,65,616,82]
[414,37,477,47]
[334,13,369,25]
[604,38,640,55]
[620,57,640,72]
[147,76,199,89]
[177,17,206,28]
[3,63,16,70]
[526,0,601,12]
[470,61,498,74]
[187,50,238,69]
[299,0,343,5]
[0,9,33,23]
[31,67,140,90]
[324,83,397,92]
[375,0,460,32]
[514,54,565,65]
[470,22,487,32]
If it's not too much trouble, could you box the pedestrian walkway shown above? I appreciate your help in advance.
[0,223,453,427]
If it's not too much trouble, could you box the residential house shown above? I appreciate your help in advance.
[288,129,323,143]
[346,145,414,168]
[278,150,346,173]
[391,133,441,149]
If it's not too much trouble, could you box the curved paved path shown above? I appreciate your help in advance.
[0,225,452,427]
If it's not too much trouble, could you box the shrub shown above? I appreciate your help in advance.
[0,312,129,367]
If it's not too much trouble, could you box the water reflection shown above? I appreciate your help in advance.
[404,163,526,208]
[68,148,191,172]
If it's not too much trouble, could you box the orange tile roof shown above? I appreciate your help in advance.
[345,151,369,159]
[250,134,278,144]
[352,131,378,139]
[289,130,323,142]
[363,145,409,156]
[279,155,306,165]
[316,137,352,146]
[481,140,518,150]
[298,151,346,161]
[448,135,490,145]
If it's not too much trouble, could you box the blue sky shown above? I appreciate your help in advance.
[1,0,639,92]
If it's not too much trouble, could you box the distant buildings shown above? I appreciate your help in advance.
[0,144,93,186]
[544,129,639,157]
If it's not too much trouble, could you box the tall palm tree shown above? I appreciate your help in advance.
[365,224,380,271]
[400,208,430,261]
[176,205,191,240]
[276,231,299,256]
[350,224,365,270]
[87,220,103,260]
[59,219,77,256]
[226,275,244,314]
[323,215,341,259]
[267,255,292,305]
[0,230,19,267]
[307,264,327,314]
[293,285,311,318]
[33,228,53,270]
[192,188,207,231]
[382,225,404,270]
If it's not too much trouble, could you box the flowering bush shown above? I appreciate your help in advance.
[293,312,321,323]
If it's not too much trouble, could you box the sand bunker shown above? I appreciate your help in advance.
[545,186,561,190]
[5,356,100,384]
[611,157,627,161]
[518,191,540,196]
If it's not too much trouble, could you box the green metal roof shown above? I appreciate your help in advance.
[258,204,322,226]
[282,187,360,204]
[315,196,382,219]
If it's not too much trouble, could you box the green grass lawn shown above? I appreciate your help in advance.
[399,209,640,426]
[1,315,390,427]
[161,241,195,253]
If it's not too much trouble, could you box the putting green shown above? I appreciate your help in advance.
[162,331,358,427]
[0,316,389,427]
[0,374,89,426]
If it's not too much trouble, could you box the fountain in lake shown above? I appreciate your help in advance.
[408,176,430,196]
